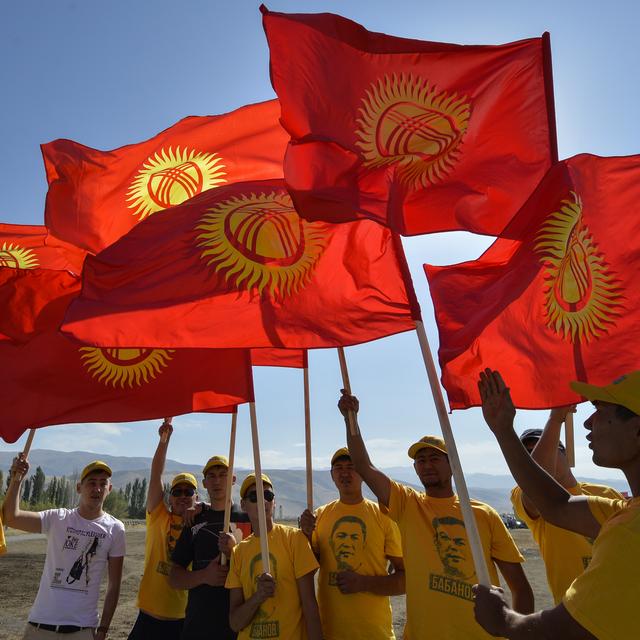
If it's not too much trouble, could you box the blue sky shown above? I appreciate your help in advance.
[1,1,638,480]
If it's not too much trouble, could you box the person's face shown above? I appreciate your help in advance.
[203,466,231,502]
[330,522,364,564]
[241,483,275,522]
[169,482,197,516]
[435,524,470,576]
[77,471,112,507]
[330,459,362,496]
[413,448,452,489]
[584,401,640,468]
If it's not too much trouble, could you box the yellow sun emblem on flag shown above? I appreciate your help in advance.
[196,190,328,297]
[355,73,471,189]
[0,243,39,269]
[80,347,174,388]
[535,192,623,343]
[127,146,226,220]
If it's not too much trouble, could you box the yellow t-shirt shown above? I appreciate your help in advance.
[511,482,623,604]
[136,502,187,619]
[226,524,319,640]
[312,498,402,640]
[563,496,640,640]
[386,481,524,640]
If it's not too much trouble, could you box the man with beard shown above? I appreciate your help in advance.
[338,391,533,639]
[300,448,404,640]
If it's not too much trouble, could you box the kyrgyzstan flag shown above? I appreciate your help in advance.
[262,6,556,236]
[251,348,307,368]
[425,154,640,410]
[0,223,86,274]
[0,269,253,443]
[62,179,420,350]
[43,100,288,254]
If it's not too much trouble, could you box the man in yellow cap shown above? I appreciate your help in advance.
[510,409,623,605]
[170,453,250,640]
[299,447,404,640]
[338,391,533,640]
[475,368,640,640]
[128,420,200,640]
[225,473,323,640]
[4,455,124,640]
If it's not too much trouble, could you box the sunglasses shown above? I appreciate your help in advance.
[170,487,196,497]
[246,490,275,503]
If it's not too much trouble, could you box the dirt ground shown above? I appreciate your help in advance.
[0,528,552,639]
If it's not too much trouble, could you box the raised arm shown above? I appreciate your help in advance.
[338,390,392,508]
[494,559,534,614]
[95,555,124,640]
[3,455,41,533]
[478,369,599,539]
[147,420,172,513]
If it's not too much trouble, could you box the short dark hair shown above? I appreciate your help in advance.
[615,404,639,421]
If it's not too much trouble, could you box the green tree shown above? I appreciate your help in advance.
[22,477,31,503]
[46,477,58,504]
[104,488,129,520]
[30,467,46,506]
[0,470,4,498]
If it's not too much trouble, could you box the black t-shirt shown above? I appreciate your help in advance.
[172,503,251,640]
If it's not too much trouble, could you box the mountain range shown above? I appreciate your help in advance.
[0,449,630,517]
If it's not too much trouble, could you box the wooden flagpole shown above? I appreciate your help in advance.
[337,348,358,435]
[303,363,313,511]
[249,401,271,573]
[414,320,491,587]
[221,410,238,566]
[8,428,36,488]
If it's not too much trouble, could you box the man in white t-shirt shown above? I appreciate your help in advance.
[4,455,126,640]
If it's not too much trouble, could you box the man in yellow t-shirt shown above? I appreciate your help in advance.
[300,447,404,640]
[225,473,322,640]
[475,368,640,640]
[511,409,623,603]
[337,393,534,640]
[128,420,198,640]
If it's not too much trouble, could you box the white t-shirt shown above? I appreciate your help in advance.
[29,509,126,627]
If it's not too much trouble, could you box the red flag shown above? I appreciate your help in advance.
[0,270,253,443]
[0,223,85,273]
[43,100,288,254]
[425,154,640,410]
[251,348,307,368]
[262,7,556,236]
[62,179,420,349]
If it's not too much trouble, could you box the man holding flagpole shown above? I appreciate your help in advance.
[475,368,640,640]
[337,390,534,639]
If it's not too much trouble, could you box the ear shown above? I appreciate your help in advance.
[106,483,113,495]
[76,482,81,494]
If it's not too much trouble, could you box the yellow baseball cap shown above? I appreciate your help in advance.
[203,455,229,476]
[240,473,273,499]
[80,460,112,482]
[330,447,351,466]
[171,472,198,490]
[571,372,640,415]
[408,435,448,459]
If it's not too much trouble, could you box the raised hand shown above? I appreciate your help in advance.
[338,389,359,418]
[159,420,173,441]
[254,573,276,603]
[478,369,516,436]
[549,404,577,424]
[472,584,509,637]
[11,454,29,480]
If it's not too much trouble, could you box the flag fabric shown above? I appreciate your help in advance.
[424,154,640,410]
[0,270,253,443]
[43,100,288,254]
[62,179,420,350]
[251,348,307,368]
[262,7,556,236]
[0,223,85,274]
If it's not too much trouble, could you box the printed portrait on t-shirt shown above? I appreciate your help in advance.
[329,515,367,572]
[433,516,475,581]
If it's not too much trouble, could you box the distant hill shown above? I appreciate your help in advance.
[0,449,629,517]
